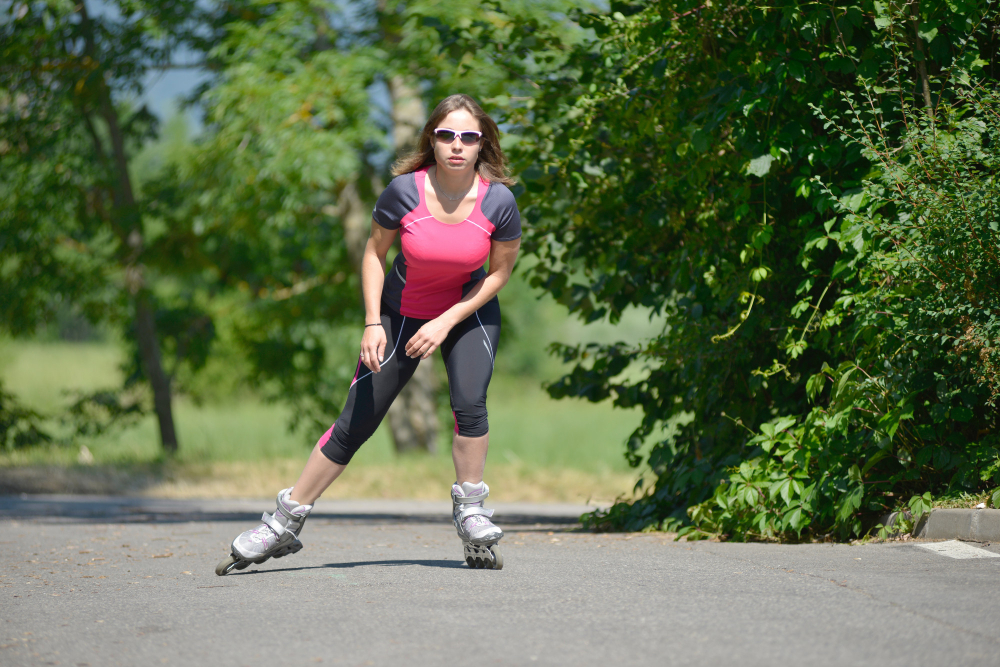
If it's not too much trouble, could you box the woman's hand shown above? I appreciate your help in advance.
[405,317,452,360]
[360,323,388,372]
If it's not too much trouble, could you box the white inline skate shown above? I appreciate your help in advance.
[215,488,313,576]
[452,481,503,570]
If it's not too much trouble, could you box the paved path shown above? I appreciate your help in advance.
[1,495,999,667]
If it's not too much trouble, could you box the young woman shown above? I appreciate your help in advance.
[216,94,520,574]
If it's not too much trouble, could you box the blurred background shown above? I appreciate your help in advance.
[6,0,997,538]
[0,0,661,503]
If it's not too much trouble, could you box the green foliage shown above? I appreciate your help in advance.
[0,1,238,449]
[174,0,585,431]
[689,76,1000,541]
[0,382,51,452]
[65,389,146,439]
[490,0,999,538]
[0,0,211,332]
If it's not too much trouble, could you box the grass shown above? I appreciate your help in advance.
[0,339,646,503]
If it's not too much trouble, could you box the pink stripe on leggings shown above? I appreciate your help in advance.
[317,424,335,448]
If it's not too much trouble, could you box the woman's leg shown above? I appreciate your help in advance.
[452,433,489,484]
[288,307,423,505]
[442,300,504,568]
[440,298,500,484]
[289,441,348,505]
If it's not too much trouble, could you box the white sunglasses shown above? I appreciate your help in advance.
[433,128,483,145]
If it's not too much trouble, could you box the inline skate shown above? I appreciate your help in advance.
[452,481,503,570]
[215,488,313,576]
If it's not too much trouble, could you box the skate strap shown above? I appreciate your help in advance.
[276,503,296,522]
[261,512,287,536]
[452,491,489,504]
[457,506,494,520]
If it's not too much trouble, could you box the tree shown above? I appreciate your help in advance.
[179,0,579,448]
[0,0,225,452]
[487,0,998,537]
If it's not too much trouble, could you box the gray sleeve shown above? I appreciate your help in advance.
[480,183,522,242]
[372,173,419,230]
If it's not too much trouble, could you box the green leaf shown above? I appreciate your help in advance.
[774,416,797,433]
[691,129,710,153]
[848,465,862,484]
[951,405,973,422]
[834,367,858,399]
[806,372,826,400]
[862,450,890,476]
[784,507,805,532]
[878,408,903,439]
[779,478,793,505]
[908,492,933,520]
[917,25,938,43]
[747,154,775,177]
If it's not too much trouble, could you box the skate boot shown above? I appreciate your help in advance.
[452,481,503,570]
[215,488,313,576]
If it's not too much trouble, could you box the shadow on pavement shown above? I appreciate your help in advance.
[0,494,588,527]
[228,559,467,575]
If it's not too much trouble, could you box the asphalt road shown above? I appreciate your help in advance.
[1,495,999,667]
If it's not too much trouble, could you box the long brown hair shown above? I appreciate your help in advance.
[391,94,515,186]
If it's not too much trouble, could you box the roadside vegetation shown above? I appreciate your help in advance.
[3,0,998,538]
[0,277,662,502]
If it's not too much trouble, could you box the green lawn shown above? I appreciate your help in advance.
[0,339,642,476]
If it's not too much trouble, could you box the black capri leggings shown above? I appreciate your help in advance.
[319,298,500,465]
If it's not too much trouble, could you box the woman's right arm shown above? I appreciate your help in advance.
[359,220,397,373]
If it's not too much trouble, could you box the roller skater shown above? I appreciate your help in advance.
[216,93,521,574]
[453,481,503,569]
[215,488,312,576]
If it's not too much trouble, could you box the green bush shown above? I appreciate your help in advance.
[0,382,50,451]
[684,73,1000,540]
[497,0,999,538]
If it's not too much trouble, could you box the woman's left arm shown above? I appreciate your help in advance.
[404,238,521,359]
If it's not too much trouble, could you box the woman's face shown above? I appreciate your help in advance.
[432,109,482,176]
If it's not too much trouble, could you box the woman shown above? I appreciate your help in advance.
[216,94,520,574]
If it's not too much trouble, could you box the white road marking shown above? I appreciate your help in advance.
[917,540,1000,559]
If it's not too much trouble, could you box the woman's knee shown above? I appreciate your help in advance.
[319,424,365,465]
[452,407,489,438]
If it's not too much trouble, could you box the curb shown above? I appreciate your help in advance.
[913,508,1000,542]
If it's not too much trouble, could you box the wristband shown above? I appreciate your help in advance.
[365,323,383,328]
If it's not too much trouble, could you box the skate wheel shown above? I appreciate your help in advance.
[215,554,240,576]
[490,544,503,570]
[466,556,476,568]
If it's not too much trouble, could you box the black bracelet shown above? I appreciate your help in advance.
[365,323,383,328]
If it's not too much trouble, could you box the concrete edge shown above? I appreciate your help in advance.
[911,508,1000,542]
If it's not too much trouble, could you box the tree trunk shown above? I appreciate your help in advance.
[337,174,440,455]
[135,293,179,453]
[388,75,425,153]
[99,97,179,454]
[336,74,439,454]
[384,77,439,455]
[386,358,440,453]
[79,2,179,453]
[910,1,935,122]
